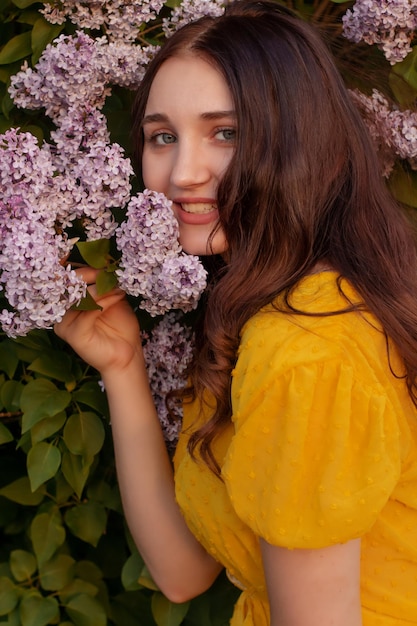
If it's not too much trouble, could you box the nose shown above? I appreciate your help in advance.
[170,138,211,189]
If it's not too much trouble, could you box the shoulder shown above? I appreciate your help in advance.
[237,271,386,375]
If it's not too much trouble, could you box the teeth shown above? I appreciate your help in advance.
[181,203,216,215]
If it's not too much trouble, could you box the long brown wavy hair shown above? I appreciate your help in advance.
[132,0,417,474]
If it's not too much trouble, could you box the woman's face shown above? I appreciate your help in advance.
[141,54,236,256]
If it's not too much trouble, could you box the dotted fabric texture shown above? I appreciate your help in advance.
[174,272,417,626]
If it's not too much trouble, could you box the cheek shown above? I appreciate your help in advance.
[141,153,154,189]
[141,150,167,192]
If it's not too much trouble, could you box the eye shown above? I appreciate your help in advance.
[151,132,177,145]
[214,128,236,142]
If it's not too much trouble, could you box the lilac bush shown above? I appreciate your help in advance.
[343,0,417,65]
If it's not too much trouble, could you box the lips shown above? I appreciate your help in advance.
[174,201,219,226]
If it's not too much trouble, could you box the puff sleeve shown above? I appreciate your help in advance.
[223,355,402,549]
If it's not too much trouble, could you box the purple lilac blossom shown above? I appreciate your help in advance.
[9,32,156,119]
[0,196,86,338]
[115,190,207,316]
[9,32,110,120]
[142,312,194,446]
[162,0,224,36]
[351,89,417,176]
[342,0,417,65]
[41,0,165,43]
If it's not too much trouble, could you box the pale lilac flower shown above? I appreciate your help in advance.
[0,129,56,210]
[95,41,159,89]
[139,254,208,316]
[343,0,417,64]
[116,190,207,315]
[142,313,194,446]
[0,196,86,338]
[163,0,224,36]
[351,89,417,175]
[51,137,133,240]
[9,32,110,120]
[41,0,164,42]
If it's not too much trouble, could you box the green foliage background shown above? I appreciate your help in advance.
[0,1,416,624]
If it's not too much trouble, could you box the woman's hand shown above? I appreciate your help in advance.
[54,267,142,375]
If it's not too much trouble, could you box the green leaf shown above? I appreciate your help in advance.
[110,590,155,626]
[64,502,107,547]
[0,340,19,378]
[61,451,91,499]
[0,576,19,616]
[121,551,144,591]
[63,412,105,460]
[22,124,44,143]
[74,561,103,585]
[9,550,37,582]
[21,379,71,433]
[12,0,39,6]
[27,441,61,491]
[65,594,107,626]
[73,290,102,312]
[87,480,121,512]
[0,380,23,412]
[389,48,417,106]
[96,269,118,296]
[39,554,75,591]
[31,17,64,65]
[30,411,67,445]
[30,508,66,568]
[19,590,59,626]
[151,592,189,626]
[54,472,74,505]
[58,579,98,605]
[1,88,14,118]
[13,330,51,354]
[0,422,13,445]
[138,564,159,591]
[72,382,109,416]
[388,165,417,208]
[76,240,110,270]
[28,349,75,384]
[0,32,32,64]
[17,9,43,25]
[0,477,46,506]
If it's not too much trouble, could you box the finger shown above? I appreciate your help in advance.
[72,266,100,285]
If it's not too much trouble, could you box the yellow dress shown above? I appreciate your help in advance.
[173,272,417,625]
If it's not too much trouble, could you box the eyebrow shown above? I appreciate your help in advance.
[141,110,236,126]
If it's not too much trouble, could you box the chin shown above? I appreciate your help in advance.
[179,229,227,257]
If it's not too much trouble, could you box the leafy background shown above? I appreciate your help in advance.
[0,0,416,624]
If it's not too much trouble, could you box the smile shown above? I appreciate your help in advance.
[175,202,219,226]
[181,202,217,215]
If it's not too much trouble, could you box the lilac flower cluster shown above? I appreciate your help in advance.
[41,0,164,42]
[350,89,417,176]
[9,31,157,117]
[342,0,417,65]
[142,313,194,446]
[9,32,135,241]
[116,190,207,316]
[163,0,224,36]
[0,130,86,337]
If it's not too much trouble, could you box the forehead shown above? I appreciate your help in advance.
[144,54,234,115]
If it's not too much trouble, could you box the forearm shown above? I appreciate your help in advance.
[102,350,222,602]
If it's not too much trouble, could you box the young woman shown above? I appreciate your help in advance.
[55,2,417,624]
